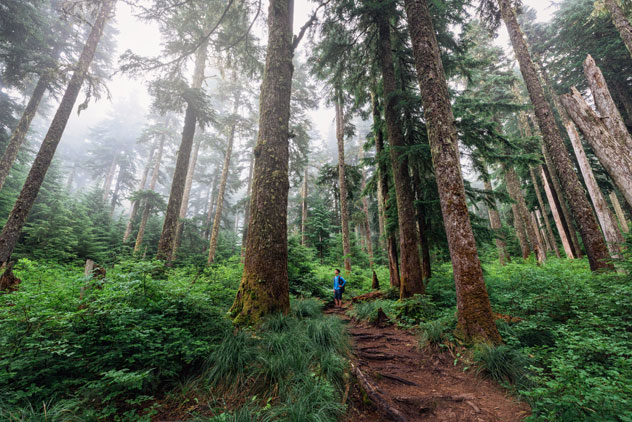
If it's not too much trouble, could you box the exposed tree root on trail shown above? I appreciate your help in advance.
[326,303,531,421]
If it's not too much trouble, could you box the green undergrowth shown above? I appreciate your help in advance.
[0,258,350,421]
[345,255,632,421]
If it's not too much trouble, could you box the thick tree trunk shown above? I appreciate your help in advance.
[530,167,560,257]
[242,153,255,252]
[229,0,293,324]
[566,121,623,258]
[584,55,632,150]
[609,191,630,233]
[173,136,202,256]
[499,0,612,271]
[540,165,575,258]
[376,12,424,298]
[482,172,510,265]
[123,145,155,243]
[156,40,208,262]
[561,88,632,209]
[134,135,165,253]
[0,73,51,192]
[335,95,352,272]
[604,0,632,59]
[504,165,545,262]
[0,0,116,265]
[404,0,500,342]
[208,96,240,264]
[372,91,400,288]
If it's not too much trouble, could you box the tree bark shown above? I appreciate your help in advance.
[529,167,560,257]
[229,0,293,324]
[102,156,117,203]
[123,144,155,243]
[540,165,575,258]
[499,0,612,271]
[412,166,431,279]
[504,165,545,262]
[560,87,632,209]
[512,202,530,259]
[541,143,582,257]
[134,134,165,253]
[156,39,208,262]
[534,209,552,253]
[173,135,202,256]
[0,0,116,265]
[0,73,51,192]
[604,0,632,59]
[376,12,424,298]
[360,152,374,267]
[565,121,623,258]
[208,95,240,264]
[609,191,630,233]
[203,172,219,241]
[482,172,510,265]
[335,95,352,272]
[301,165,308,246]
[584,55,632,150]
[404,0,500,342]
[242,153,255,253]
[372,90,400,288]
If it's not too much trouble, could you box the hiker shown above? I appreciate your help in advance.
[333,268,346,308]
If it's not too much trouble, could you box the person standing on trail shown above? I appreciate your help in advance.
[333,268,346,308]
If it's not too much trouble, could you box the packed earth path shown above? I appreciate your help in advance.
[325,302,531,422]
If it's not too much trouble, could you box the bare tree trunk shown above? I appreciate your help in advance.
[0,0,117,265]
[360,153,374,267]
[208,95,240,264]
[540,166,575,258]
[412,167,431,278]
[499,0,612,271]
[376,12,424,298]
[242,153,255,253]
[301,165,308,246]
[110,162,125,216]
[173,136,202,256]
[102,156,117,203]
[229,0,293,324]
[134,135,165,253]
[335,95,352,272]
[534,209,552,252]
[0,73,51,192]
[530,167,560,257]
[566,121,623,258]
[530,212,546,256]
[123,145,155,243]
[404,0,500,342]
[505,165,545,262]
[604,0,632,59]
[512,202,530,259]
[203,173,219,241]
[584,55,632,150]
[561,88,632,209]
[372,90,400,288]
[483,171,510,265]
[610,191,630,233]
[541,144,582,257]
[156,39,208,262]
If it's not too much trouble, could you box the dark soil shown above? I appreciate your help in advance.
[327,303,531,422]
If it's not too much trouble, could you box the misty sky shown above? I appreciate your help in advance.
[53,0,556,164]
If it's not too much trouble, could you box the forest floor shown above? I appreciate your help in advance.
[326,302,531,422]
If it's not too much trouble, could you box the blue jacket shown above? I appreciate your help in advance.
[334,275,346,290]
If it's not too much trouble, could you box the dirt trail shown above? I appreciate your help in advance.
[326,304,531,422]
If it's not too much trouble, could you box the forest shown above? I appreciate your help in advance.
[1,0,632,420]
